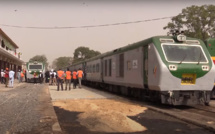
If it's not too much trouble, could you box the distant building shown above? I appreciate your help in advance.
[0,28,24,75]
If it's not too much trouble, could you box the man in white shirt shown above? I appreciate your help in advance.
[1,69,5,84]
[49,70,53,85]
[9,69,15,88]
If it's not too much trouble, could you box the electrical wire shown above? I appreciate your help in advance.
[0,16,174,29]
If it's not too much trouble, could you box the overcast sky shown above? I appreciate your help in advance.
[0,0,214,64]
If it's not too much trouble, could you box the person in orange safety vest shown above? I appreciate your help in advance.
[76,68,84,88]
[65,68,72,90]
[72,69,77,89]
[20,71,24,82]
[57,68,65,91]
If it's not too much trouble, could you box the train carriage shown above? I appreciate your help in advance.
[204,38,215,98]
[85,58,102,82]
[69,33,215,105]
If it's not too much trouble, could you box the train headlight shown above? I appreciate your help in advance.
[169,65,177,71]
[202,65,209,71]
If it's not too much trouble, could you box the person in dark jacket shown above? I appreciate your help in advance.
[4,68,9,87]
[45,71,50,83]
[39,72,43,84]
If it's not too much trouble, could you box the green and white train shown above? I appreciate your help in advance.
[26,61,45,83]
[69,33,215,105]
[205,38,215,99]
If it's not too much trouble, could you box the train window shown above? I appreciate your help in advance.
[119,54,124,77]
[93,65,95,73]
[29,65,42,69]
[88,65,91,73]
[162,44,208,63]
[86,66,88,73]
[90,65,92,73]
[105,60,107,76]
[109,59,112,76]
[127,61,131,70]
[96,63,99,72]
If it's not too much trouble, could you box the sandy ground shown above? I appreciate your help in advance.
[53,98,148,133]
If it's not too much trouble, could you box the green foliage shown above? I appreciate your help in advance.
[73,46,101,63]
[52,57,73,70]
[29,55,48,69]
[164,5,215,40]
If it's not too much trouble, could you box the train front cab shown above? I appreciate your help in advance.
[205,38,215,99]
[148,35,215,105]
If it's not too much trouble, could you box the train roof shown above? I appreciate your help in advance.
[71,35,203,65]
[205,38,215,41]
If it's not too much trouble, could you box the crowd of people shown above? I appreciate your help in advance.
[0,68,26,88]
[0,67,84,91]
[45,68,84,91]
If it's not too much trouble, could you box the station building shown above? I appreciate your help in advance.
[0,28,24,75]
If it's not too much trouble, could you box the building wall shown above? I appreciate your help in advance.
[0,29,24,78]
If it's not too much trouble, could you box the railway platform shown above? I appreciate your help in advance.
[49,84,215,134]
[0,79,24,91]
[48,85,118,101]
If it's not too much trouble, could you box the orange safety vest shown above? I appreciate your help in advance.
[57,70,64,79]
[72,71,77,79]
[77,70,83,78]
[21,72,24,77]
[66,71,71,79]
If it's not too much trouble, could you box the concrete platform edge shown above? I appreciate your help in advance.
[146,105,215,133]
[46,86,62,133]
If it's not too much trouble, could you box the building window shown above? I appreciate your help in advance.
[1,40,5,48]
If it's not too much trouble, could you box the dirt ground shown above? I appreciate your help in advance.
[53,98,148,133]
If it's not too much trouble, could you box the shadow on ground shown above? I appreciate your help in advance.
[54,106,148,134]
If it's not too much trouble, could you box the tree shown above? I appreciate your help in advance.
[29,55,48,69]
[73,46,101,63]
[52,56,73,70]
[163,5,215,40]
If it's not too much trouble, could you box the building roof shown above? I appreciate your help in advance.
[0,28,19,49]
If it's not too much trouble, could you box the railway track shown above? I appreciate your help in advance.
[140,101,215,132]
[93,85,215,132]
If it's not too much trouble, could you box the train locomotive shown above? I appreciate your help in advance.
[26,61,45,83]
[205,38,215,99]
[69,33,215,105]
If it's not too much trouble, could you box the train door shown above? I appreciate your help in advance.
[143,45,148,88]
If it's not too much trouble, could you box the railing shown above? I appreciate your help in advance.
[0,45,22,60]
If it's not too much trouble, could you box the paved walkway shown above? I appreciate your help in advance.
[49,84,118,101]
